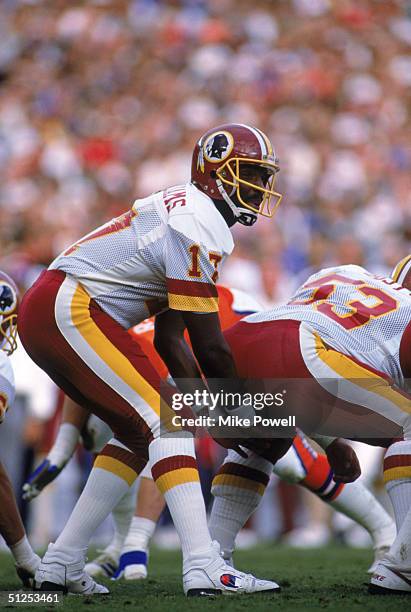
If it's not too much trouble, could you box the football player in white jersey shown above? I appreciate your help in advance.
[23,286,394,581]
[0,271,40,586]
[17,124,283,596]
[205,258,411,596]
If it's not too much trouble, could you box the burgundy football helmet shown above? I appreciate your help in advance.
[391,255,411,290]
[0,271,19,355]
[191,123,282,226]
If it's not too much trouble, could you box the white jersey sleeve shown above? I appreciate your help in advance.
[165,184,234,313]
[0,350,15,420]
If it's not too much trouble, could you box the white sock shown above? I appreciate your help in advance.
[384,441,411,530]
[385,506,411,572]
[54,467,131,552]
[209,496,250,558]
[48,423,80,466]
[149,435,212,562]
[209,449,273,557]
[123,516,156,552]
[106,479,139,558]
[382,440,411,571]
[330,481,395,549]
[10,535,39,570]
[386,480,411,530]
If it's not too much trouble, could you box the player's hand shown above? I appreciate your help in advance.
[211,436,249,458]
[22,458,65,501]
[325,438,361,483]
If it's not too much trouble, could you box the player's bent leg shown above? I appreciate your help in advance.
[149,437,280,596]
[209,449,273,563]
[85,476,139,579]
[275,434,395,564]
[20,272,278,596]
[274,434,332,547]
[35,440,144,595]
[370,439,411,595]
[115,463,163,581]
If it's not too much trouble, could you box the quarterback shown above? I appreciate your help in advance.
[17,123,283,596]
[0,271,40,586]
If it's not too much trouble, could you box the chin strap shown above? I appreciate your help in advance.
[216,179,257,227]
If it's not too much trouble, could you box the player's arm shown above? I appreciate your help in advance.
[22,396,89,501]
[0,460,26,548]
[154,308,236,380]
[154,309,202,381]
[182,311,237,379]
[155,309,249,457]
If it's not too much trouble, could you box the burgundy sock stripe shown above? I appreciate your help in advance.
[98,444,146,473]
[151,455,197,480]
[217,462,270,486]
[384,454,411,470]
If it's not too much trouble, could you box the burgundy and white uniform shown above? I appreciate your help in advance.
[18,183,233,464]
[225,265,411,440]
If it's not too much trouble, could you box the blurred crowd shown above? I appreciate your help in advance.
[0,0,408,548]
[1,0,411,304]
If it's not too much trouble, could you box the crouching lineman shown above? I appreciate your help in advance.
[17,123,283,596]
[23,286,395,579]
[207,259,411,596]
[0,272,40,586]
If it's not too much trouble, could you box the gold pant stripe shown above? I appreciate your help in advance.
[315,334,411,415]
[70,283,161,416]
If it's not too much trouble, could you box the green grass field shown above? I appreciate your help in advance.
[0,545,406,611]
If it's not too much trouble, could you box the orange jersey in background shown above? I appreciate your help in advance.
[128,285,263,379]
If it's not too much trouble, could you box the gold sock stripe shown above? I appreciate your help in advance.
[212,473,266,496]
[383,466,411,483]
[155,467,200,494]
[100,444,146,474]
[217,462,270,486]
[94,455,138,486]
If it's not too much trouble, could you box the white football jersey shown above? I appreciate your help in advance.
[50,183,234,328]
[245,265,411,386]
[0,350,15,419]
